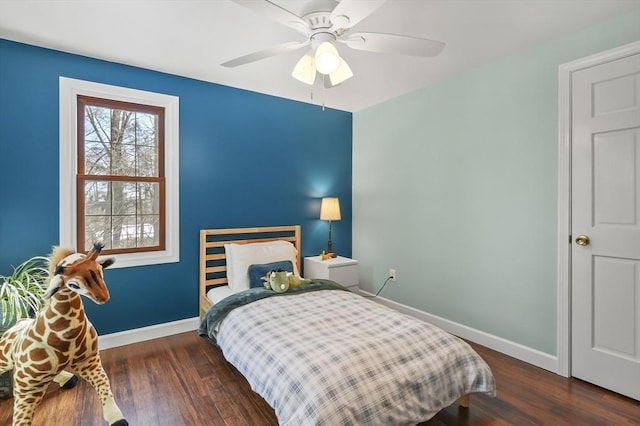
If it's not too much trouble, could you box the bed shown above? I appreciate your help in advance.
[198,225,495,425]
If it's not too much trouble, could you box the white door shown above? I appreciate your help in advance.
[571,52,640,400]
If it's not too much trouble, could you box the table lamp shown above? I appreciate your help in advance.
[320,197,341,258]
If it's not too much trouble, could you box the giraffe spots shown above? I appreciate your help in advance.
[75,321,88,335]
[52,301,72,316]
[0,342,10,357]
[27,328,48,344]
[29,348,48,362]
[19,339,31,353]
[14,369,28,380]
[49,316,72,332]
[75,334,86,349]
[18,351,31,365]
[55,351,67,366]
[32,360,53,373]
[70,296,82,310]
[21,365,44,378]
[63,327,82,340]
[47,333,70,352]
[34,318,47,336]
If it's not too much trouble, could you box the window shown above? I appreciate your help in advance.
[78,96,165,254]
[60,78,179,268]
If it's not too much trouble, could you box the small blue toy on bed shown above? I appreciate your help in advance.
[262,270,311,293]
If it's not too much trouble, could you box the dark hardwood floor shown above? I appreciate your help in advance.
[0,331,638,425]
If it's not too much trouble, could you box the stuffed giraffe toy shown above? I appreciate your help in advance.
[0,243,128,426]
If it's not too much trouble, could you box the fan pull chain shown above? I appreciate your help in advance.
[310,78,325,111]
[321,75,326,111]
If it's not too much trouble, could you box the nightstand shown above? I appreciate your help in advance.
[304,256,359,292]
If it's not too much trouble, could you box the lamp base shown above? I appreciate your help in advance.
[321,251,337,260]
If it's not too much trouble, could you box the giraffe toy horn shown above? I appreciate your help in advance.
[88,242,105,259]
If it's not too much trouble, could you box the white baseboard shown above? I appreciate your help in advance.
[98,317,200,350]
[358,290,559,374]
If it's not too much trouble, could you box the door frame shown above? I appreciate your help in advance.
[556,40,640,377]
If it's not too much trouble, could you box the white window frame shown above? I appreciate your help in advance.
[59,77,180,268]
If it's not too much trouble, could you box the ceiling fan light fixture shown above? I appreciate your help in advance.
[315,41,341,75]
[224,0,447,92]
[292,53,316,85]
[329,57,353,86]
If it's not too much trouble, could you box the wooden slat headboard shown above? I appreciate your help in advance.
[199,225,301,318]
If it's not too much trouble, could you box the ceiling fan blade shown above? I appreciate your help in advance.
[231,0,309,35]
[341,32,445,57]
[330,0,386,29]
[221,41,309,67]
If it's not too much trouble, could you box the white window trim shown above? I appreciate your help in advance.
[59,77,180,268]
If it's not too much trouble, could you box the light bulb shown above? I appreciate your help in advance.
[315,42,340,75]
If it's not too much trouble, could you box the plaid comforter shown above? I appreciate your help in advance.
[200,283,495,425]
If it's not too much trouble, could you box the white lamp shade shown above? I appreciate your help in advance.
[292,53,316,85]
[320,197,341,221]
[329,58,353,86]
[315,42,340,75]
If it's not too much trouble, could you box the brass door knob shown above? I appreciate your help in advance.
[575,235,590,246]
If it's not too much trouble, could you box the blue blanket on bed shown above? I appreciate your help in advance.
[198,279,346,345]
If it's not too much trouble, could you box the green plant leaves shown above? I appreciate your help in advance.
[0,256,49,327]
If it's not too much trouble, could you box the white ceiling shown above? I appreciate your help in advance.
[1,0,638,112]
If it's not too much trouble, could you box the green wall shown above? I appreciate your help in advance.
[352,10,640,355]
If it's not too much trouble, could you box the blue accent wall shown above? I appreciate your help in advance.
[0,39,352,334]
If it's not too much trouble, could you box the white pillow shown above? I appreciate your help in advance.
[225,240,300,292]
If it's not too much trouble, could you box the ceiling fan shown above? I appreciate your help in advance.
[222,0,446,88]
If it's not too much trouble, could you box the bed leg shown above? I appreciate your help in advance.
[457,394,470,408]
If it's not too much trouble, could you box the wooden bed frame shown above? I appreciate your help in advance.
[199,225,301,318]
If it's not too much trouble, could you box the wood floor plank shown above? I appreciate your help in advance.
[0,331,637,425]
